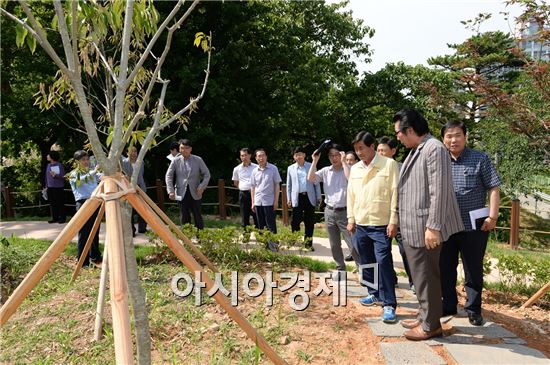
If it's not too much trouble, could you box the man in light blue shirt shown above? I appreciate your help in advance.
[250,148,281,250]
[69,150,103,268]
[286,146,321,250]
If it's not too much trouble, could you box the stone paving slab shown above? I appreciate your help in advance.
[425,333,484,346]
[380,342,446,365]
[398,301,420,310]
[444,343,550,365]
[346,285,369,297]
[366,318,406,337]
[450,318,518,338]
[503,337,527,345]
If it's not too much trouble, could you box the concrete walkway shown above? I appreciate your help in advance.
[0,220,150,245]
[2,220,548,364]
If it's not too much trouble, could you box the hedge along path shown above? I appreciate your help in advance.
[0,174,287,365]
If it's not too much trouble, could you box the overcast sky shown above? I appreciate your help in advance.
[337,0,523,74]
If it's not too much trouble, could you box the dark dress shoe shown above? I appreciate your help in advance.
[441,309,457,317]
[404,325,442,341]
[344,254,354,262]
[401,319,422,329]
[468,313,483,326]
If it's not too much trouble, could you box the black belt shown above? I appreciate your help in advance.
[326,205,346,211]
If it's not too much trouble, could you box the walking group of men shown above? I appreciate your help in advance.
[228,108,501,341]
[66,106,500,342]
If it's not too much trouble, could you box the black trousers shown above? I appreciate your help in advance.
[75,199,102,266]
[440,230,489,315]
[131,209,147,234]
[179,189,204,229]
[239,190,258,229]
[291,193,315,239]
[256,205,277,233]
[47,187,66,222]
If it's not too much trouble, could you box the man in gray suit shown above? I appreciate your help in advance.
[286,146,321,250]
[166,139,211,229]
[393,109,464,341]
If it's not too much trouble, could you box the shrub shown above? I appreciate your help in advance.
[494,252,550,298]
[146,225,335,272]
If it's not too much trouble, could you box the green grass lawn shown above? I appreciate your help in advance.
[0,234,342,363]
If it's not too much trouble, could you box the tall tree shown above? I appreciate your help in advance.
[0,2,84,187]
[428,29,524,133]
[146,0,374,176]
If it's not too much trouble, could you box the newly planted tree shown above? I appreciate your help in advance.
[1,0,212,363]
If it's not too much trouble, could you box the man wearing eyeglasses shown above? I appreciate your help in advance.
[393,108,463,341]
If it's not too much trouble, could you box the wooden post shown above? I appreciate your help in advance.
[155,179,165,211]
[3,186,14,218]
[521,280,550,309]
[103,177,133,364]
[0,197,102,326]
[136,187,218,272]
[71,203,105,282]
[94,245,109,341]
[510,199,520,249]
[281,184,289,226]
[218,179,227,220]
[126,186,287,365]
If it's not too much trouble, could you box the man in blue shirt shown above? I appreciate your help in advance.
[250,148,282,251]
[440,121,501,326]
[286,146,321,250]
[69,150,103,268]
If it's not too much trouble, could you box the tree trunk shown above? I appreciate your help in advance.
[121,202,151,365]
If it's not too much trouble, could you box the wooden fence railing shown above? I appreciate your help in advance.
[2,182,549,249]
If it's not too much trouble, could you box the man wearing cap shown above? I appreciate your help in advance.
[308,143,358,273]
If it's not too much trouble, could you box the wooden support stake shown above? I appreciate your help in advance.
[281,184,289,226]
[71,202,106,283]
[126,186,287,365]
[218,179,227,220]
[136,186,218,273]
[103,177,134,364]
[0,197,102,326]
[521,280,550,309]
[94,244,109,341]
